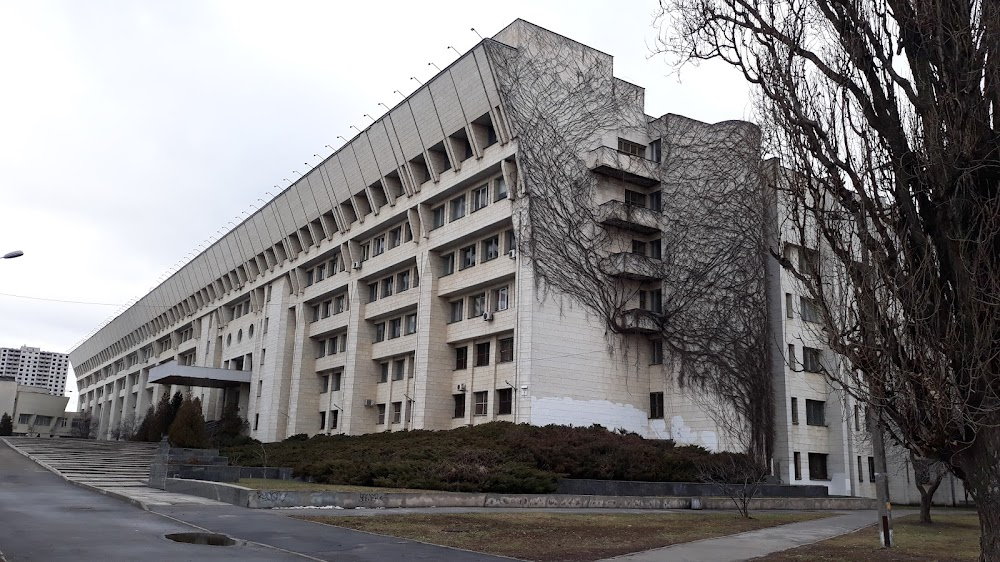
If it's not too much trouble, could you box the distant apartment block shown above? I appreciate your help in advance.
[0,345,69,397]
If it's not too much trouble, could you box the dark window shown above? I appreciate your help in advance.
[650,340,663,365]
[442,252,456,275]
[475,342,491,367]
[319,411,326,430]
[495,177,508,201]
[808,453,829,480]
[631,240,647,255]
[618,138,645,157]
[649,392,664,419]
[800,297,821,323]
[320,374,329,393]
[392,402,402,424]
[793,452,802,480]
[858,456,864,482]
[449,300,464,323]
[785,293,794,319]
[378,363,389,383]
[460,245,476,269]
[450,195,466,221]
[332,371,341,391]
[374,323,385,343]
[803,347,823,372]
[868,456,876,482]
[455,346,468,370]
[805,399,826,426]
[393,360,405,381]
[498,337,514,363]
[368,283,378,302]
[432,206,445,229]
[791,397,799,424]
[330,410,339,429]
[625,189,646,207]
[453,394,466,418]
[483,236,500,261]
[497,388,513,415]
[377,404,386,425]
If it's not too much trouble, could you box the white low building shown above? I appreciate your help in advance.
[0,376,78,437]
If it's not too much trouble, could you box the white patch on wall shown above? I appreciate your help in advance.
[670,415,719,451]
[529,396,671,440]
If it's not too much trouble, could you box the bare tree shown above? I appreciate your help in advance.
[657,1,1000,558]
[110,412,142,441]
[485,23,774,464]
[912,452,949,524]
[697,452,770,518]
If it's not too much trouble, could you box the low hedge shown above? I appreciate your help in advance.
[222,422,716,494]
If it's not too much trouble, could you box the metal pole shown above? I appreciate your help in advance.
[868,407,893,547]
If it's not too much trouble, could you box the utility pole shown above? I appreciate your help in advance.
[868,406,893,547]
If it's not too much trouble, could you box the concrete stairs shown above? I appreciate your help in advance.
[5,437,158,488]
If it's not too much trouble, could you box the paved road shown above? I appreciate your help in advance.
[0,441,301,561]
[0,441,508,561]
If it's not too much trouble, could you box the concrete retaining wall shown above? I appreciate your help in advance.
[165,479,876,511]
[557,479,830,498]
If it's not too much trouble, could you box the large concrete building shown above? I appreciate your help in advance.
[69,20,878,497]
[1,345,70,397]
[0,376,78,437]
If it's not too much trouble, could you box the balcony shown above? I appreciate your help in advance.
[617,309,661,334]
[602,252,662,281]
[586,146,660,187]
[597,200,662,234]
[148,361,251,388]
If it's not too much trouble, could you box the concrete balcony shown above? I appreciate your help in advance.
[148,361,251,388]
[597,200,662,234]
[617,309,661,334]
[603,252,662,281]
[586,146,660,187]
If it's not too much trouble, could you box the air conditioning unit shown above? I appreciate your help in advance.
[508,249,517,259]
[363,399,375,407]
[352,261,363,270]
[483,312,494,322]
[456,383,467,392]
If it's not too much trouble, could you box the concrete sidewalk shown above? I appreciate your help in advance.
[600,509,908,561]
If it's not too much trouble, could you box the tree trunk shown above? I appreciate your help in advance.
[953,428,1000,562]
[918,480,941,524]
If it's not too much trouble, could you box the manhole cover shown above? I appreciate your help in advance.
[164,532,236,546]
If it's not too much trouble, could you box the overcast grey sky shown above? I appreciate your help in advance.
[0,0,749,408]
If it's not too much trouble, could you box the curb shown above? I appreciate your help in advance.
[1,438,152,511]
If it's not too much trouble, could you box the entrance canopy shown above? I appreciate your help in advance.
[148,361,251,389]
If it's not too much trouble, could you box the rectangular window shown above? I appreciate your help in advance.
[257,380,263,397]
[799,247,820,276]
[334,295,346,314]
[460,245,476,269]
[649,238,662,259]
[339,334,347,352]
[868,456,876,482]
[449,300,464,323]
[808,453,829,480]
[18,414,30,424]
[648,190,662,212]
[392,401,402,424]
[493,286,509,311]
[453,394,466,418]
[432,206,445,229]
[794,452,802,480]
[332,371,341,391]
[475,342,491,367]
[372,235,386,256]
[316,264,326,282]
[806,399,826,426]
[382,277,394,298]
[791,397,799,424]
[316,339,327,359]
[361,242,370,261]
[800,297,821,323]
[319,411,326,430]
[649,392,665,419]
[377,403,386,425]
[442,252,456,276]
[398,270,410,291]
[450,195,466,221]
[305,269,315,286]
[389,226,402,249]
[803,347,823,373]
[470,293,486,317]
[854,405,861,429]
[858,456,864,482]
[254,413,259,430]
[787,344,796,369]
[474,391,488,416]
[311,305,321,323]
[650,340,663,365]
[389,318,402,339]
[482,236,500,261]
[393,359,405,381]
[497,388,513,415]
[495,177,508,201]
[374,323,386,343]
[625,189,646,207]
[378,362,389,383]
[320,374,330,393]
[631,240,647,255]
[455,346,468,370]
[639,289,663,313]
[472,184,489,211]
[405,313,417,335]
[368,283,379,303]
[330,409,339,429]
[498,337,514,362]
[785,293,794,319]
[618,138,645,157]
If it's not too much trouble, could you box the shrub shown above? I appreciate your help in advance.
[168,396,209,448]
[0,413,12,436]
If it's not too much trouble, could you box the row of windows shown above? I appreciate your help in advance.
[231,300,251,319]
[225,323,255,347]
[785,293,822,323]
[311,294,349,322]
[362,222,414,261]
[857,455,876,483]
[319,409,340,430]
[431,177,508,230]
[316,333,349,358]
[624,188,663,212]
[368,266,420,302]
[375,400,415,425]
[373,313,418,342]
[448,286,509,323]
[453,388,513,417]
[319,370,342,392]
[442,230,516,276]
[790,397,826,426]
[793,451,829,480]
[305,255,346,287]
[453,337,514,369]
[377,357,413,383]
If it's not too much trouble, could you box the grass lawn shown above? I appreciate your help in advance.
[753,511,981,561]
[238,478,431,493]
[296,512,831,562]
